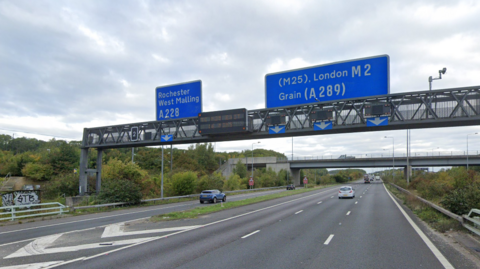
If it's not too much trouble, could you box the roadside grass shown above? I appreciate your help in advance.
[151,185,336,222]
[386,184,462,233]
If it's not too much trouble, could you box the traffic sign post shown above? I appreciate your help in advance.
[303,176,308,188]
[249,177,254,189]
[265,55,389,108]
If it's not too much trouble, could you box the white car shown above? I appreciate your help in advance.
[338,186,355,199]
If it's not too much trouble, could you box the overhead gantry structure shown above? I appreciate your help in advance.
[79,86,480,195]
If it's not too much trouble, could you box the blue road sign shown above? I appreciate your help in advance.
[269,125,285,134]
[314,121,333,131]
[265,55,389,108]
[161,134,173,142]
[156,80,202,121]
[366,116,389,127]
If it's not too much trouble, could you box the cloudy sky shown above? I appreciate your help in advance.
[2,0,480,166]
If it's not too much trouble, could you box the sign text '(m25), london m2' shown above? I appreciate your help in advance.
[156,80,202,121]
[265,55,389,108]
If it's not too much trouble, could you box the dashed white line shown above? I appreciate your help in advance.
[355,201,358,204]
[241,230,260,239]
[346,211,351,216]
[317,201,322,204]
[324,234,334,245]
[360,196,363,198]
[295,210,303,214]
[331,196,334,198]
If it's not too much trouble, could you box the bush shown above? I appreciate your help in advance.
[98,178,143,204]
[171,171,197,196]
[196,172,225,192]
[224,174,241,191]
[43,173,79,199]
[21,162,53,181]
[440,183,480,215]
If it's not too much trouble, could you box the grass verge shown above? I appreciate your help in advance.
[385,184,462,233]
[151,185,336,222]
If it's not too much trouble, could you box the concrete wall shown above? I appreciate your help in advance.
[220,157,301,186]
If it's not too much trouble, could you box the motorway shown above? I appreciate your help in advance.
[0,182,478,268]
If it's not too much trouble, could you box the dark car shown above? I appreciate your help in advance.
[286,184,295,190]
[199,189,226,204]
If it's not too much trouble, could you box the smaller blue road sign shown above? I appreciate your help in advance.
[314,121,333,131]
[366,116,389,127]
[269,125,285,134]
[156,80,202,121]
[161,134,173,142]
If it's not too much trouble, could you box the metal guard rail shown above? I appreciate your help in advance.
[72,186,286,211]
[0,202,68,221]
[463,209,480,237]
[389,183,480,236]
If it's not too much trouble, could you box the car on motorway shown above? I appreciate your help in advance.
[286,184,296,190]
[338,186,355,199]
[199,189,226,204]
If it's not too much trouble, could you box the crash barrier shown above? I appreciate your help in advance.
[389,183,480,236]
[71,186,287,211]
[463,209,480,237]
[0,202,68,221]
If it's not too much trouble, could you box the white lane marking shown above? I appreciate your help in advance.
[383,184,454,269]
[5,237,152,259]
[317,201,322,204]
[101,223,201,238]
[360,196,363,198]
[346,211,351,216]
[324,234,334,245]
[241,230,260,239]
[56,187,336,265]
[331,196,334,198]
[0,261,64,269]
[0,203,195,235]
[295,210,303,214]
[355,201,358,204]
[44,258,85,269]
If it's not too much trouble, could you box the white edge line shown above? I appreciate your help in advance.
[324,234,334,245]
[241,230,260,239]
[383,184,454,269]
[52,188,335,266]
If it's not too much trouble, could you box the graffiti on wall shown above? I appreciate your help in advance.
[1,191,40,208]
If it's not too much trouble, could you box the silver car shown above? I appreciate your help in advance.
[338,186,355,199]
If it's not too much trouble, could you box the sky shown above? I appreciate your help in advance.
[2,0,480,167]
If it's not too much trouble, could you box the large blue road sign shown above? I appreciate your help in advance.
[265,55,389,108]
[156,80,202,121]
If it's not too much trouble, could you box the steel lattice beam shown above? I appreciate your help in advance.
[82,86,480,149]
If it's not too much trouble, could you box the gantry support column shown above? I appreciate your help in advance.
[96,149,103,194]
[79,148,89,195]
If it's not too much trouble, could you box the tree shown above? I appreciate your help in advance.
[234,160,247,178]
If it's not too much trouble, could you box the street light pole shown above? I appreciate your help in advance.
[252,141,261,188]
[384,136,394,182]
[467,133,478,170]
[429,68,447,91]
[430,147,439,172]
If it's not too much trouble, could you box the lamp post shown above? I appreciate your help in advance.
[384,136,394,181]
[431,147,439,173]
[467,133,478,170]
[251,142,261,188]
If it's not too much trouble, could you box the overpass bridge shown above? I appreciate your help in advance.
[221,151,480,185]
